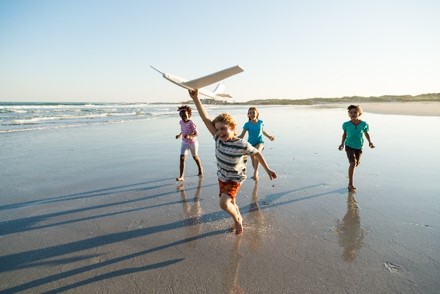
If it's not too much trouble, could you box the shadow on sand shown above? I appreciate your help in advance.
[0,178,342,293]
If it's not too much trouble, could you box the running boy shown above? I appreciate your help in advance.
[338,105,375,191]
[175,105,203,181]
[188,90,277,235]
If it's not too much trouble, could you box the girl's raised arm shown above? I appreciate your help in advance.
[188,90,216,136]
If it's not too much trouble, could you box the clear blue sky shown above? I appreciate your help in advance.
[1,0,439,103]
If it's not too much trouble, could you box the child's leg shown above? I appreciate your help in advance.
[345,146,360,190]
[250,154,258,178]
[355,150,362,167]
[176,154,186,181]
[251,144,264,180]
[193,156,203,176]
[177,142,191,181]
[219,194,243,235]
[348,162,356,190]
[190,142,203,176]
[348,150,362,189]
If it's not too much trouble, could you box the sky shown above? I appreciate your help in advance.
[0,0,439,103]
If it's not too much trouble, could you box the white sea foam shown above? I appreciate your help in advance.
[0,102,181,133]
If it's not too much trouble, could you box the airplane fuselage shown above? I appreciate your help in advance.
[162,74,193,91]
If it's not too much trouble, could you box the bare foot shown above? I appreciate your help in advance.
[176,177,184,182]
[348,184,356,191]
[235,220,243,235]
[198,168,203,176]
[251,175,259,181]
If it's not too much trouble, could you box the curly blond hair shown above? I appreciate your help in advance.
[212,113,237,135]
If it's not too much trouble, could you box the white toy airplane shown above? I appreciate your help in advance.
[150,65,244,99]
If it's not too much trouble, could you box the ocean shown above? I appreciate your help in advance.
[0,102,185,133]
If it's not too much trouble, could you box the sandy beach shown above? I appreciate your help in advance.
[1,103,439,293]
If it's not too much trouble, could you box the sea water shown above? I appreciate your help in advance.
[0,102,182,133]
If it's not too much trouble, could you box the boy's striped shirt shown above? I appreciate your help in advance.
[214,136,257,183]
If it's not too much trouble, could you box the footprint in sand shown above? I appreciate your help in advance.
[128,219,145,229]
[384,262,403,274]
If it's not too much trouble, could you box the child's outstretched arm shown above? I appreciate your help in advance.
[176,132,182,139]
[364,132,375,148]
[188,90,216,136]
[253,151,277,180]
[262,129,275,141]
[338,132,346,150]
[238,129,247,139]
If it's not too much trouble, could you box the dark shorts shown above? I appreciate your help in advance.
[345,145,363,165]
[218,179,241,200]
[250,141,264,148]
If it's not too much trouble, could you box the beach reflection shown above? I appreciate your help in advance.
[222,237,244,294]
[246,180,265,252]
[336,191,365,262]
[177,178,203,248]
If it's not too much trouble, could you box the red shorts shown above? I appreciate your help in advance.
[218,179,241,200]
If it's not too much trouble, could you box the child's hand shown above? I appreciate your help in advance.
[188,90,198,100]
[176,134,181,139]
[338,144,344,151]
[369,142,375,148]
[269,135,275,141]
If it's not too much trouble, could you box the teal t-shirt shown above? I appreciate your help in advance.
[243,120,264,146]
[342,120,369,150]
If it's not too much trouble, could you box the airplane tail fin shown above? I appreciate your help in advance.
[212,83,232,98]
[213,83,225,95]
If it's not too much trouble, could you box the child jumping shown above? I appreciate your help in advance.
[238,107,275,180]
[338,105,375,191]
[188,90,277,235]
[175,105,203,181]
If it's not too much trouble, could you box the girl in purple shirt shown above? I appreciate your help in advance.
[175,105,203,181]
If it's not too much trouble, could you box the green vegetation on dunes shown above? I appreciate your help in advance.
[244,93,440,105]
[168,93,440,105]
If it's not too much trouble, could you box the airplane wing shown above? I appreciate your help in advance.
[150,65,243,99]
[182,65,244,89]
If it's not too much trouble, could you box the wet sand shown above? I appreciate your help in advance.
[1,104,439,293]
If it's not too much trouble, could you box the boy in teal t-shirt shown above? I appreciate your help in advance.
[338,105,375,191]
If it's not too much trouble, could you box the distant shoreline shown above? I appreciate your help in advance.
[314,102,440,116]
[172,96,440,116]
[173,93,440,107]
